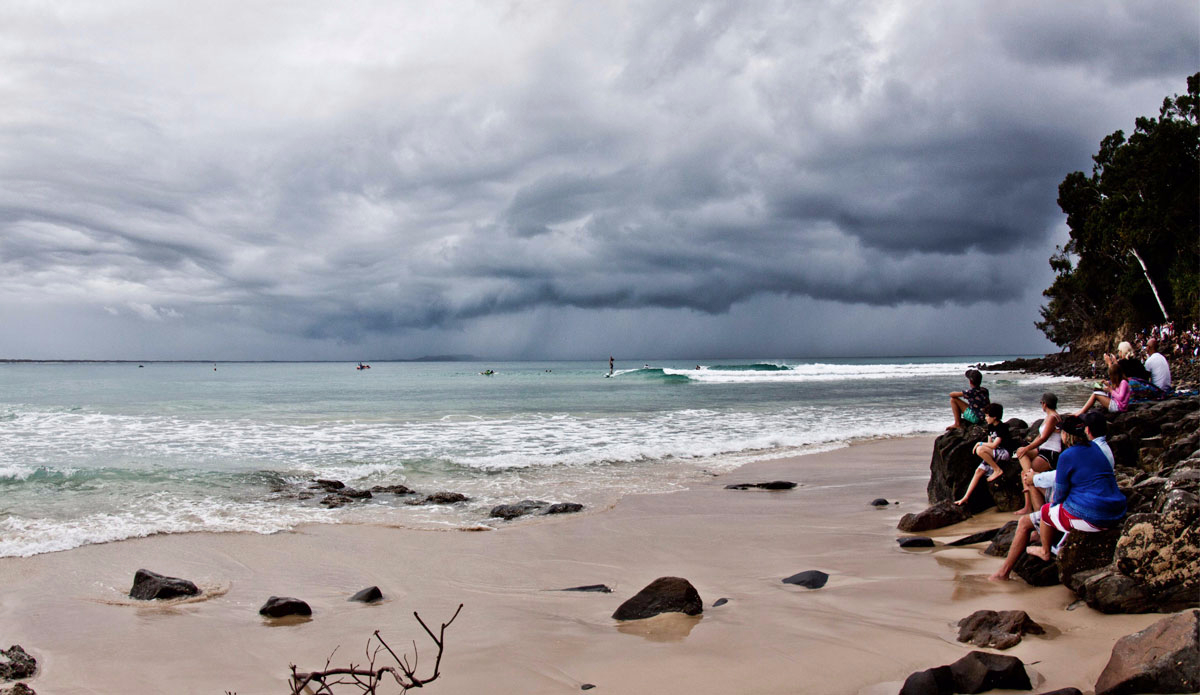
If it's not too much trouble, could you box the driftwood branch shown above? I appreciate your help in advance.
[288,604,463,694]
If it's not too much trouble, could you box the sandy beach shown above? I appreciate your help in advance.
[0,436,1166,694]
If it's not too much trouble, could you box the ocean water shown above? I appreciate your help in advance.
[0,358,1088,557]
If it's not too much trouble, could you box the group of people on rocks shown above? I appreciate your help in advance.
[1135,321,1200,360]
[944,337,1180,581]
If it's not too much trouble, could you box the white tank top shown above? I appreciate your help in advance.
[1041,424,1062,453]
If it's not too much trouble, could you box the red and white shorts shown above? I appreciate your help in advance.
[1033,503,1104,533]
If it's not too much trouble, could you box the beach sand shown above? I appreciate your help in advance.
[0,437,1165,694]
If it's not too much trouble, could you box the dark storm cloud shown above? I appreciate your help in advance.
[0,0,1196,357]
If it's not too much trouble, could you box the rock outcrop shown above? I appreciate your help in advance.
[612,577,703,621]
[1094,609,1199,695]
[900,651,1031,694]
[927,419,1028,513]
[129,569,201,601]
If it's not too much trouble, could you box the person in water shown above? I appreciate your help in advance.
[609,355,614,375]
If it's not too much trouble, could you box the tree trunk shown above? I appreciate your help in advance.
[1129,246,1170,322]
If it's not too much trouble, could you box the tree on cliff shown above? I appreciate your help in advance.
[1037,73,1199,347]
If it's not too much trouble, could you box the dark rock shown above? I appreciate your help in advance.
[870,498,890,506]
[580,686,595,691]
[339,488,372,499]
[898,500,970,533]
[421,491,469,504]
[559,584,612,593]
[259,596,312,618]
[985,521,1021,557]
[129,569,201,601]
[782,570,829,589]
[1036,689,1082,695]
[297,491,315,500]
[313,479,345,491]
[1094,610,1199,695]
[956,609,1045,649]
[899,665,955,695]
[928,427,992,509]
[712,598,729,607]
[544,502,584,515]
[897,536,935,548]
[1013,552,1060,587]
[1056,528,1121,591]
[349,586,382,603]
[1114,507,1200,597]
[724,481,797,490]
[0,645,36,680]
[321,493,353,508]
[611,577,703,621]
[948,527,1003,546]
[370,484,415,495]
[949,650,1032,693]
[0,684,36,695]
[489,500,549,520]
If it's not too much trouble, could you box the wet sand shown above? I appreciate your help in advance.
[0,437,1163,694]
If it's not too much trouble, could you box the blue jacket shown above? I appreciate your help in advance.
[1056,443,1126,526]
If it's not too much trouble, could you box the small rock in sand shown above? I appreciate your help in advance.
[782,570,829,589]
[724,481,797,490]
[349,586,383,603]
[129,569,201,601]
[897,537,935,548]
[259,596,312,618]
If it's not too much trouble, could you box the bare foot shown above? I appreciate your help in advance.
[946,423,961,431]
[986,473,1002,482]
[1026,547,1052,561]
[1012,508,1031,516]
[953,498,967,506]
[987,572,1011,582]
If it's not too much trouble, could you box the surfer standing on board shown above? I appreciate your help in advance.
[609,355,614,375]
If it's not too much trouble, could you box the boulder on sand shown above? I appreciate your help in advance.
[897,500,970,532]
[956,609,1045,649]
[349,586,383,603]
[0,645,37,680]
[782,570,829,589]
[129,569,201,601]
[1094,609,1200,695]
[611,577,703,621]
[259,596,312,618]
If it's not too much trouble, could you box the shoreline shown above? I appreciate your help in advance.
[0,435,1165,694]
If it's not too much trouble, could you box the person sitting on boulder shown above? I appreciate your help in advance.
[1143,337,1172,393]
[947,369,990,429]
[1074,363,1130,416]
[954,403,1015,507]
[989,415,1126,582]
[1026,410,1115,512]
[1104,341,1150,382]
[1012,392,1062,515]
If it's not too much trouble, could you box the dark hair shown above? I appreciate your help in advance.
[965,369,982,387]
[985,403,1004,419]
[1041,392,1058,410]
[1108,363,1124,383]
[1059,414,1087,441]
[1082,411,1107,438]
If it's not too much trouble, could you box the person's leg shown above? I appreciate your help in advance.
[990,514,1036,581]
[1074,393,1111,416]
[1027,505,1057,561]
[956,466,987,505]
[979,447,1002,481]
[948,397,966,428]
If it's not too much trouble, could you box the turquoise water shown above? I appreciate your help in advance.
[0,358,1089,557]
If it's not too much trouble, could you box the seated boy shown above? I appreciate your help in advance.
[955,403,1014,506]
[948,368,990,429]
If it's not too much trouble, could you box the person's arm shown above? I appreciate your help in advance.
[1017,414,1056,457]
[949,390,964,398]
[1053,453,1074,504]
[1111,379,1131,408]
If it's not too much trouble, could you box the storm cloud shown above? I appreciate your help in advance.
[0,1,1195,359]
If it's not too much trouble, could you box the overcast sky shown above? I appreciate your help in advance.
[1,1,1196,360]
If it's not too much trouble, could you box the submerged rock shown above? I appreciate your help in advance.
[129,569,201,601]
[559,584,612,593]
[782,570,829,589]
[612,577,703,621]
[414,491,469,505]
[259,596,312,618]
[489,500,549,520]
[544,502,584,514]
[349,586,383,603]
[312,479,345,491]
[724,481,797,490]
[370,484,414,495]
[897,537,935,548]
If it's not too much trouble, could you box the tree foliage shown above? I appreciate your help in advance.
[1038,73,1200,347]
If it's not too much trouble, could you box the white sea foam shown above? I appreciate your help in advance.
[0,496,335,558]
[665,362,973,383]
